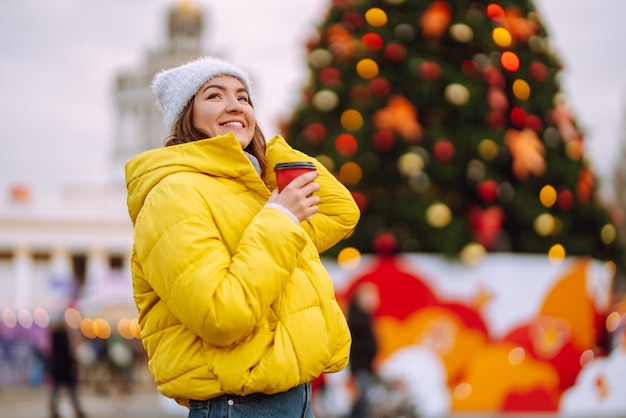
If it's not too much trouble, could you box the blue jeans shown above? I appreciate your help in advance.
[188,382,313,418]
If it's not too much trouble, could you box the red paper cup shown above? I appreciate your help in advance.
[274,161,317,192]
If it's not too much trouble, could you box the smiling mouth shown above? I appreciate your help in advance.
[221,121,244,128]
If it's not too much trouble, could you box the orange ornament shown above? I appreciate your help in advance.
[420,0,452,39]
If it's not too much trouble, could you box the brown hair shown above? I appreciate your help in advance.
[164,97,267,175]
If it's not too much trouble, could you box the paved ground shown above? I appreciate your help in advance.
[0,382,188,418]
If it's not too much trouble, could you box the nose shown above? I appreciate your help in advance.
[225,96,244,113]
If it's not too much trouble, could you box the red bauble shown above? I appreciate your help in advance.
[462,59,481,78]
[510,107,527,128]
[487,87,508,111]
[486,110,506,129]
[476,179,499,203]
[433,139,455,162]
[529,61,549,81]
[526,114,543,133]
[383,42,407,63]
[483,66,506,89]
[361,32,384,51]
[342,11,364,31]
[557,189,574,211]
[373,232,397,254]
[372,130,395,151]
[368,77,391,97]
[419,61,442,81]
[302,123,327,145]
[318,67,342,86]
[335,133,358,156]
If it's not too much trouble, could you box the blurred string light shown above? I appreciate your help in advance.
[0,306,140,340]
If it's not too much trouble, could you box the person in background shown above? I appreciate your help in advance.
[47,322,86,418]
[347,282,380,418]
[125,56,360,418]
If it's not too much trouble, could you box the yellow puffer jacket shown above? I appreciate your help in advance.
[125,133,359,406]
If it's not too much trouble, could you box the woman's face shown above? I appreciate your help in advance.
[191,75,256,149]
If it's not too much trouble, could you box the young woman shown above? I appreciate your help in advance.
[125,56,360,418]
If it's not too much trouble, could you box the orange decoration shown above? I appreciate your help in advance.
[335,133,358,156]
[501,51,520,71]
[576,167,594,205]
[420,0,452,39]
[504,128,546,180]
[373,95,423,142]
[502,7,539,43]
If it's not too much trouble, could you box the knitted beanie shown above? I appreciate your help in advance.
[151,56,254,130]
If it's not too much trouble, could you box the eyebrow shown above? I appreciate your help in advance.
[201,83,248,96]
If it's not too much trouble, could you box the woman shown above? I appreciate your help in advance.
[125,56,360,418]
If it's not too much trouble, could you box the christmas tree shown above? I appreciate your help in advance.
[282,0,624,268]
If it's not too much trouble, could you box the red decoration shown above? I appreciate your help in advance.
[510,107,527,128]
[483,66,506,88]
[467,205,504,250]
[526,114,543,133]
[368,77,392,97]
[502,388,560,413]
[487,87,508,111]
[342,11,364,31]
[302,122,327,145]
[383,42,407,63]
[576,167,594,205]
[486,3,505,19]
[318,67,342,87]
[486,110,506,130]
[529,61,549,81]
[372,130,395,151]
[557,189,574,211]
[462,59,481,78]
[335,133,358,156]
[419,61,442,81]
[373,232,398,254]
[350,85,372,103]
[432,139,455,162]
[476,179,499,203]
[361,32,384,51]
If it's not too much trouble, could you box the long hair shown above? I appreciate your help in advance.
[164,97,267,175]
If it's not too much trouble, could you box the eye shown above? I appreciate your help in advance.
[207,93,222,100]
[238,95,250,103]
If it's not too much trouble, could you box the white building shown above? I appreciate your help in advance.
[0,1,214,379]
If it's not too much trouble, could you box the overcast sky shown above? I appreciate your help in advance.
[1,0,624,203]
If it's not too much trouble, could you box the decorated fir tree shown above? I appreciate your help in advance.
[282,0,624,269]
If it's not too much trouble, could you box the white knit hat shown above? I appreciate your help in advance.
[151,56,254,130]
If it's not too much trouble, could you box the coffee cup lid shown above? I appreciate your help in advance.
[274,161,316,171]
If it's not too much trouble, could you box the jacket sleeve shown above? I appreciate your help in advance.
[133,177,309,348]
[264,136,360,253]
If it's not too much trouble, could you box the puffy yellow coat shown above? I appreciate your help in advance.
[125,133,359,406]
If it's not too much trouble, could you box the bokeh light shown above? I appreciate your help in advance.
[425,202,452,228]
[64,307,82,329]
[547,244,566,264]
[2,308,17,328]
[339,162,362,185]
[512,79,530,100]
[340,109,364,130]
[356,58,379,79]
[335,133,358,156]
[365,7,388,27]
[337,247,362,269]
[539,185,557,207]
[492,27,512,47]
[501,51,520,71]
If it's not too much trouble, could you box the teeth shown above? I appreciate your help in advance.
[222,121,243,128]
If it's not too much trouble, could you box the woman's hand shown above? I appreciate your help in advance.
[268,171,320,222]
